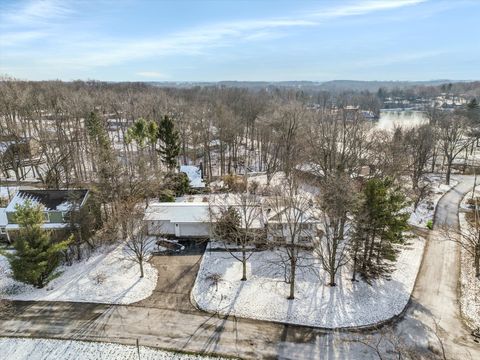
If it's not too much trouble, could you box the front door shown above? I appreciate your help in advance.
[174,223,181,237]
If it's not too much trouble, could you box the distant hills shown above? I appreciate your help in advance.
[149,79,470,92]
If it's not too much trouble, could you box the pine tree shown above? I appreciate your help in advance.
[3,201,71,288]
[158,115,180,170]
[350,178,409,282]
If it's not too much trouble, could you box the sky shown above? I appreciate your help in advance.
[0,0,479,82]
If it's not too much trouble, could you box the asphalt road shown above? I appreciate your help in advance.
[0,176,479,359]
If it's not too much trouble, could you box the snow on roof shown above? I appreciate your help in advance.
[0,186,18,200]
[0,208,7,227]
[144,201,265,228]
[180,165,206,188]
[5,189,89,213]
[144,203,210,223]
[6,223,70,230]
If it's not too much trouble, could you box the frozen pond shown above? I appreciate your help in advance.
[376,109,428,130]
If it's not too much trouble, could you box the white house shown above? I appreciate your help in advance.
[144,196,320,246]
[144,203,211,237]
[265,206,320,246]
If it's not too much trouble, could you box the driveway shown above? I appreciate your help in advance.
[135,240,205,312]
[0,176,479,359]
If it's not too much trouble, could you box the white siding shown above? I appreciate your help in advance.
[147,220,175,236]
[179,223,210,237]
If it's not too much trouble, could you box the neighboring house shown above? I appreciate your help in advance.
[3,189,89,241]
[0,186,18,241]
[264,206,320,246]
[0,207,8,241]
[180,165,206,189]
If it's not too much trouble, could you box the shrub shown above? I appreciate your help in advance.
[426,220,434,230]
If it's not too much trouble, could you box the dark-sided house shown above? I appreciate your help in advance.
[3,189,89,242]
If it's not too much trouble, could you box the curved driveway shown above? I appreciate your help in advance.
[0,176,479,359]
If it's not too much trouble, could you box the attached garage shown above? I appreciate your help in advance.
[144,202,211,238]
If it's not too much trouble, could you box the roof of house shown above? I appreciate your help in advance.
[180,165,206,188]
[144,202,210,223]
[144,201,265,228]
[0,208,7,227]
[5,189,89,213]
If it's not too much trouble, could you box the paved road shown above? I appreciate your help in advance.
[395,176,480,359]
[1,176,479,359]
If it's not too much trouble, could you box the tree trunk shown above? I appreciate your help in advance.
[242,254,247,281]
[139,260,144,278]
[446,160,452,185]
[288,255,296,300]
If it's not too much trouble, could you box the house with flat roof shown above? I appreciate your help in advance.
[144,196,320,246]
[144,202,211,237]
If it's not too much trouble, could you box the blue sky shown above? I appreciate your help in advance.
[0,0,479,82]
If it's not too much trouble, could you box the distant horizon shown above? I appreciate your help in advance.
[2,77,477,84]
[1,0,479,81]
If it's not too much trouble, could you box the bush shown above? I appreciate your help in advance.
[164,171,190,197]
[426,219,433,230]
[223,174,246,192]
[158,189,175,202]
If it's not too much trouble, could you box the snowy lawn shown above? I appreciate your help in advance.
[0,337,226,360]
[192,236,425,328]
[0,242,158,304]
[458,208,480,329]
[408,174,457,228]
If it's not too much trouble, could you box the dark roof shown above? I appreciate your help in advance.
[7,189,89,212]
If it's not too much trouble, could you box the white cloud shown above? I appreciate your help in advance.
[0,0,428,74]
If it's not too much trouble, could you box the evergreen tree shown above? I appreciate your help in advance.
[164,172,190,197]
[3,201,71,288]
[158,115,180,170]
[350,178,410,282]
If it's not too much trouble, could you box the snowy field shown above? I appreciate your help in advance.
[0,243,157,304]
[192,236,425,328]
[408,175,457,228]
[0,337,226,360]
[458,204,480,329]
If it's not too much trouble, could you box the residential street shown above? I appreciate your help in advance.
[0,176,479,359]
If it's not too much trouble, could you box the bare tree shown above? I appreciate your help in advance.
[210,192,263,281]
[444,204,480,278]
[314,174,354,286]
[266,179,317,300]
[438,114,472,185]
[125,217,155,279]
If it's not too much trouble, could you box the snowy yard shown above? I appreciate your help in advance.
[0,242,158,304]
[458,198,480,329]
[0,337,226,360]
[192,236,425,328]
[408,175,457,228]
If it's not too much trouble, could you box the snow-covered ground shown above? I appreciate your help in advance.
[0,337,226,360]
[192,236,425,328]
[458,200,480,329]
[0,242,158,304]
[408,175,457,228]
